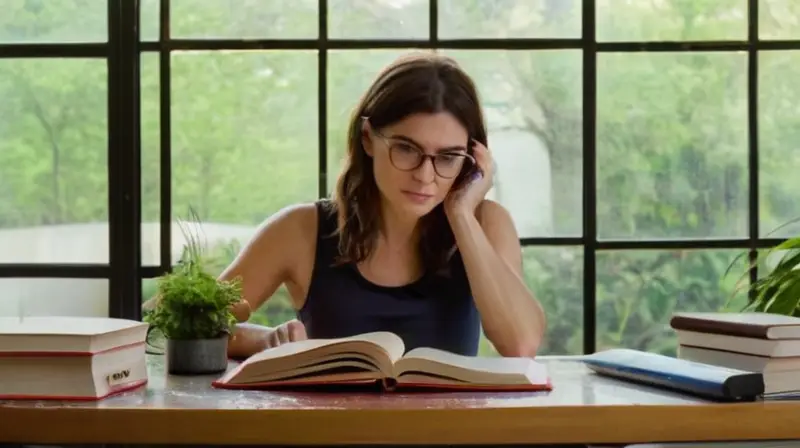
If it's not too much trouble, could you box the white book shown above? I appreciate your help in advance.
[0,316,149,400]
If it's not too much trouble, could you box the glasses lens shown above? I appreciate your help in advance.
[389,143,422,170]
[434,154,468,178]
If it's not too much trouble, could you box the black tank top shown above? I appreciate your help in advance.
[296,199,481,356]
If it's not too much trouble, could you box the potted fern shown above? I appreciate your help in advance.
[144,213,242,374]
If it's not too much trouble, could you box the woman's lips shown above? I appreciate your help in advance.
[402,190,433,203]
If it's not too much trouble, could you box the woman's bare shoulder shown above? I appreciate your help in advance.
[259,202,324,306]
[257,202,319,253]
[219,201,321,281]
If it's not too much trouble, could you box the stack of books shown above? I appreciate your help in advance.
[0,316,149,400]
[671,311,800,395]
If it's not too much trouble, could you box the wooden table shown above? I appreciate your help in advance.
[1,355,800,446]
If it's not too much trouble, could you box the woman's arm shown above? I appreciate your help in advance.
[217,204,315,318]
[219,203,317,356]
[447,200,546,358]
[143,203,317,357]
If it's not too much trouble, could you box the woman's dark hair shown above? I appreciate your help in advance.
[331,52,488,274]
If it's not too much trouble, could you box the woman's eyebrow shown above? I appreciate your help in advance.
[389,134,468,153]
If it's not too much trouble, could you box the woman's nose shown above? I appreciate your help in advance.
[412,156,436,183]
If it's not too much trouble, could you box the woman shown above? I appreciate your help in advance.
[219,52,545,359]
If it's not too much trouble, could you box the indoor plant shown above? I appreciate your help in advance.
[729,220,800,316]
[144,212,242,374]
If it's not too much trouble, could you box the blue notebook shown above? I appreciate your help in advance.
[583,349,764,401]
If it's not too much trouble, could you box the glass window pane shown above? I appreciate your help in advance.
[439,0,580,39]
[141,54,160,267]
[0,0,106,43]
[170,51,318,262]
[329,0,428,39]
[0,59,108,264]
[596,52,748,240]
[0,278,109,318]
[759,51,800,238]
[476,247,583,357]
[447,50,583,237]
[760,0,800,39]
[171,0,318,39]
[596,250,748,355]
[526,246,583,356]
[327,49,421,194]
[597,0,747,42]
[141,0,160,42]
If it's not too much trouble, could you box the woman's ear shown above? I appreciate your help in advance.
[361,120,374,157]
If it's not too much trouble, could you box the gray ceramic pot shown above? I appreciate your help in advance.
[166,335,228,375]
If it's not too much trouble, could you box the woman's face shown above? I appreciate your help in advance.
[363,112,471,219]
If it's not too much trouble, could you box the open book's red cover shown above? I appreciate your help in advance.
[0,341,148,401]
[392,380,552,392]
[212,378,552,392]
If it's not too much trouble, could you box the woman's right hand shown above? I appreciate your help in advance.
[264,319,308,349]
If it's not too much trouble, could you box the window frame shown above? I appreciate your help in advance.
[0,0,797,354]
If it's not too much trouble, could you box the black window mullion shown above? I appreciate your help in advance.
[429,0,438,44]
[747,0,760,298]
[0,43,107,58]
[108,0,142,320]
[318,0,328,198]
[582,0,597,355]
[159,0,173,272]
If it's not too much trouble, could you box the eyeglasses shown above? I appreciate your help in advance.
[365,120,476,179]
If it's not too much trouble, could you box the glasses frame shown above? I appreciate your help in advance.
[364,118,477,179]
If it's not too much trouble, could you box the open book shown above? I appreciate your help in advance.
[212,331,551,391]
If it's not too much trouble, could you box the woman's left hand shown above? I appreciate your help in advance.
[231,298,252,322]
[444,139,495,218]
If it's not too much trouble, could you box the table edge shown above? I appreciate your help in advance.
[3,402,800,445]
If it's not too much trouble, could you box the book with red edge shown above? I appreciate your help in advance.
[211,331,551,392]
[0,316,149,400]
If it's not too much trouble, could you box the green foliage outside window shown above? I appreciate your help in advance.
[2,0,800,357]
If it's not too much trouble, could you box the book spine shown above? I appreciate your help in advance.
[669,317,769,339]
[381,377,397,392]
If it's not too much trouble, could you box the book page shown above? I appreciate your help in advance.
[393,347,548,386]
[246,339,344,363]
[220,332,405,385]
[245,331,405,364]
[398,347,536,376]
[355,331,406,362]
